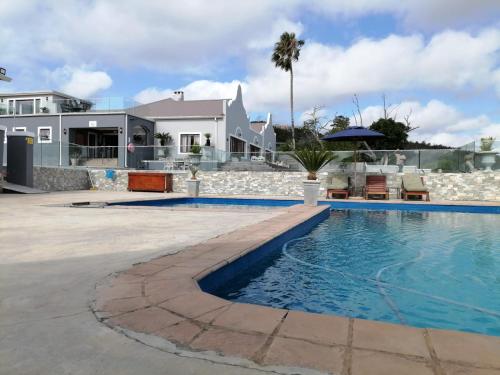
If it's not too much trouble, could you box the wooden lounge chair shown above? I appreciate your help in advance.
[363,175,389,200]
[402,174,430,201]
[326,174,349,199]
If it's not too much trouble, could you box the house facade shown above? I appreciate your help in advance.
[130,85,276,159]
[0,86,275,168]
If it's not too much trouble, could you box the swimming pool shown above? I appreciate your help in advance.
[212,209,500,336]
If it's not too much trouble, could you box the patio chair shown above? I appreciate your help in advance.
[363,175,389,200]
[401,174,430,201]
[326,174,349,199]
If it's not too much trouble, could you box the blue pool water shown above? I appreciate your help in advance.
[213,209,500,336]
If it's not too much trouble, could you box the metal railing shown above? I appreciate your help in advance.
[26,142,499,172]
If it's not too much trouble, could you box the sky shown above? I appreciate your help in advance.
[1,0,500,147]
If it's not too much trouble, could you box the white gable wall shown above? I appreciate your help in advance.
[155,117,222,155]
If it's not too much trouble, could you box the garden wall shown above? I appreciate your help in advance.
[33,166,90,191]
[85,169,500,202]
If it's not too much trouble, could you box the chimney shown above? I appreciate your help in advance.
[172,90,184,101]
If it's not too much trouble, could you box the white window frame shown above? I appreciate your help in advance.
[178,132,201,154]
[37,126,52,143]
[12,126,27,132]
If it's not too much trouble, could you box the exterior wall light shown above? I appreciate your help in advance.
[63,128,67,135]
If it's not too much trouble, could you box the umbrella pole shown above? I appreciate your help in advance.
[354,141,358,196]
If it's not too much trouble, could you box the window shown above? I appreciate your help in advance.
[38,127,52,143]
[13,127,26,132]
[35,99,41,114]
[179,133,200,153]
[16,99,34,115]
[8,100,14,115]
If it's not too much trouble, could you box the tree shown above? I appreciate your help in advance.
[272,32,305,150]
[328,115,350,134]
[302,105,332,143]
[369,118,415,149]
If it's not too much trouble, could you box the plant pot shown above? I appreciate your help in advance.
[205,139,211,146]
[303,180,320,206]
[186,179,200,197]
[70,158,78,166]
[481,139,495,151]
[190,153,202,165]
[479,151,497,171]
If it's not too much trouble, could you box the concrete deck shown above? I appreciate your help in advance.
[0,191,285,375]
[2,191,499,375]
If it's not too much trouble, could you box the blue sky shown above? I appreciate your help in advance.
[1,0,500,146]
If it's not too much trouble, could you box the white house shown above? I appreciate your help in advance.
[130,85,276,159]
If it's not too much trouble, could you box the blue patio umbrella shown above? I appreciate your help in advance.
[321,126,385,195]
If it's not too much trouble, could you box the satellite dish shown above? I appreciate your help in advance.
[0,67,12,82]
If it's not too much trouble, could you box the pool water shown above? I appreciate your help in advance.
[214,209,500,336]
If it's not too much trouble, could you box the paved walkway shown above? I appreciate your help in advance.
[0,191,285,375]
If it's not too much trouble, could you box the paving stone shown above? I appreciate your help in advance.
[96,282,142,301]
[144,278,198,305]
[263,337,344,374]
[353,318,430,358]
[278,310,349,346]
[96,296,150,317]
[155,320,203,346]
[428,329,500,368]
[159,292,231,319]
[125,262,166,277]
[351,349,434,375]
[108,306,184,334]
[212,303,286,335]
[190,328,267,358]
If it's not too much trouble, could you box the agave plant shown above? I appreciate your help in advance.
[290,147,336,180]
[188,165,199,180]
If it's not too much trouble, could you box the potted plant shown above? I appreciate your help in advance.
[204,133,212,147]
[479,137,497,171]
[290,147,336,206]
[69,146,81,166]
[189,144,202,165]
[186,165,200,197]
[154,132,172,158]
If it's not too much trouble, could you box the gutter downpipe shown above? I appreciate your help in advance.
[124,114,128,168]
[59,114,62,166]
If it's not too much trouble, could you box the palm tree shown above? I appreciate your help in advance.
[272,32,305,150]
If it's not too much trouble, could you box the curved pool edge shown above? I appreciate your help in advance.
[93,203,500,374]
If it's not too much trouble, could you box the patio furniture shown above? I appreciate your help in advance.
[401,174,430,201]
[326,174,349,199]
[364,175,389,200]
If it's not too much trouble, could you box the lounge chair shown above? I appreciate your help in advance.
[326,174,349,199]
[364,175,389,200]
[402,174,430,201]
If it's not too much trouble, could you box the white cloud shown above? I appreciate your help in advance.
[46,66,112,98]
[151,28,499,112]
[356,99,500,146]
[307,0,500,30]
[134,80,243,104]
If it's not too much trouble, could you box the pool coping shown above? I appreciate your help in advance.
[93,203,500,375]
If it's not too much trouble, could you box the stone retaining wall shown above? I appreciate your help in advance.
[34,168,500,201]
[34,166,90,191]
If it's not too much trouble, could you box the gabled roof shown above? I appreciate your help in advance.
[250,121,266,133]
[129,98,225,119]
